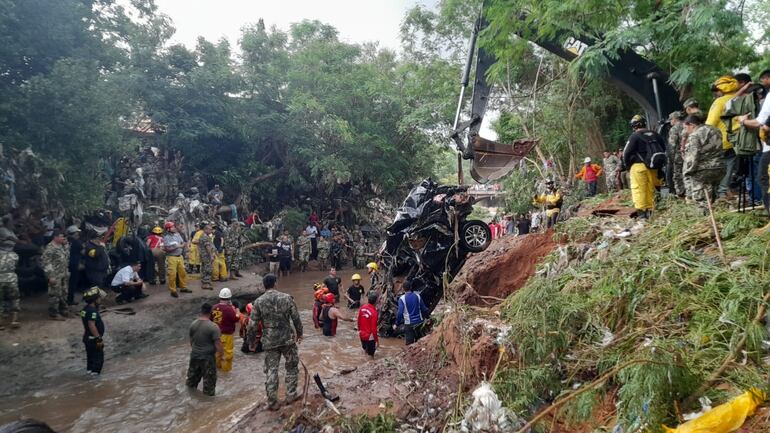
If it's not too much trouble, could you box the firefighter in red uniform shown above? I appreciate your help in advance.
[357,291,379,358]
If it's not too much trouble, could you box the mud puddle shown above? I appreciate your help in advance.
[0,269,401,433]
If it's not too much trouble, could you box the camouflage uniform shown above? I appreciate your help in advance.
[224,225,244,274]
[668,122,686,197]
[0,242,20,316]
[683,124,725,207]
[296,234,311,266]
[186,356,217,396]
[354,243,366,269]
[42,241,69,317]
[249,289,303,406]
[602,154,621,192]
[199,234,215,286]
[317,237,330,269]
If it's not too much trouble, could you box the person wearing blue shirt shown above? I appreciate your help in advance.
[394,280,430,345]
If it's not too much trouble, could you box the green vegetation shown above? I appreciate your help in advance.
[494,200,770,431]
[0,0,459,215]
[339,413,398,433]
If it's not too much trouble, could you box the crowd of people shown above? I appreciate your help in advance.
[183,265,396,408]
[513,72,770,227]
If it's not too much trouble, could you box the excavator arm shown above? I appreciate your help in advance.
[451,3,681,183]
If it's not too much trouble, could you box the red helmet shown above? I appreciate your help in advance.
[164,221,175,230]
[323,293,335,304]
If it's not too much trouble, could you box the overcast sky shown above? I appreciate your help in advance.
[155,0,433,51]
[151,0,497,141]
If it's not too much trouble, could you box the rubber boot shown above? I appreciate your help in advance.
[9,312,19,329]
[170,289,179,298]
[234,271,243,278]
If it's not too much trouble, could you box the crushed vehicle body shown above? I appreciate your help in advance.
[376,179,492,335]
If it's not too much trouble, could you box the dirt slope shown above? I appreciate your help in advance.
[449,231,556,306]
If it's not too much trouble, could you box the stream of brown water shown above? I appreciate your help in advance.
[0,270,401,433]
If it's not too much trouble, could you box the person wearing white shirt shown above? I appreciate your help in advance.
[305,224,319,259]
[110,262,148,304]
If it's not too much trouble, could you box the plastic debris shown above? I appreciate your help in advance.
[662,388,765,433]
[459,382,521,432]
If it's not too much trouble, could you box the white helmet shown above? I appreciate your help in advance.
[584,157,591,163]
[219,288,232,299]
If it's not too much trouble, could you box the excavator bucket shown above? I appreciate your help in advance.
[469,136,539,183]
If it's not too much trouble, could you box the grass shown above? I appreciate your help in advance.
[494,198,770,431]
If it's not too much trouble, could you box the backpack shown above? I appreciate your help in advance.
[634,130,667,170]
[722,93,761,156]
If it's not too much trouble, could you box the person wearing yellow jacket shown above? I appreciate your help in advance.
[188,223,204,274]
[575,157,603,197]
[533,179,562,228]
[706,75,739,197]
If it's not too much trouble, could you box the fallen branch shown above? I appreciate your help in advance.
[514,359,673,433]
[704,193,725,260]
[682,286,770,407]
[300,359,310,407]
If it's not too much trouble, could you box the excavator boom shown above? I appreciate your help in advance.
[452,4,680,183]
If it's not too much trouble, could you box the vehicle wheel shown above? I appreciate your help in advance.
[460,220,491,252]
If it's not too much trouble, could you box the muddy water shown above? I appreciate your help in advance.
[0,270,401,433]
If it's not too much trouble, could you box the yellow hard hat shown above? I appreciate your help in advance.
[366,262,378,272]
[351,274,362,281]
[152,226,163,234]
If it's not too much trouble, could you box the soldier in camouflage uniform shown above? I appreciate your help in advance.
[354,242,366,269]
[224,220,244,279]
[317,236,330,270]
[0,222,20,329]
[668,111,687,197]
[296,231,311,272]
[682,114,725,208]
[681,99,704,199]
[249,274,303,410]
[602,151,621,193]
[199,223,216,290]
[42,229,70,320]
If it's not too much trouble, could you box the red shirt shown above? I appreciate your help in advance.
[211,303,239,335]
[357,303,379,344]
[147,234,164,249]
[584,165,597,182]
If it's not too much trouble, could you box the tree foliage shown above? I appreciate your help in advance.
[0,1,457,217]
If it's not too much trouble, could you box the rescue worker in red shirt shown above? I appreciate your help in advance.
[357,291,379,358]
[146,226,166,285]
[319,293,353,337]
[575,157,603,197]
[312,283,329,329]
[211,288,240,372]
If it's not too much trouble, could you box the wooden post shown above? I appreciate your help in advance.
[457,153,464,185]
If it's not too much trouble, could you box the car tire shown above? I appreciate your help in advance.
[460,220,491,252]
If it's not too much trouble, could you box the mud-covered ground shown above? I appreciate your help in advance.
[0,265,403,433]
